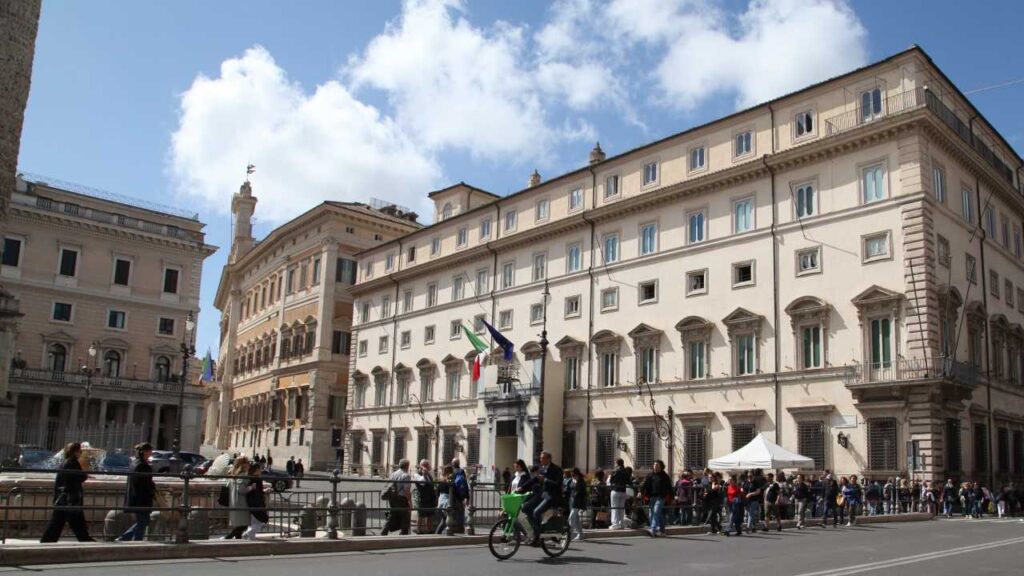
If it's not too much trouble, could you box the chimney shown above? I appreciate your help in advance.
[589,142,606,165]
[528,169,541,188]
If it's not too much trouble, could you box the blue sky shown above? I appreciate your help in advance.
[18,0,1024,356]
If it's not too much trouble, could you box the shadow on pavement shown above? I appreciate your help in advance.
[538,556,627,566]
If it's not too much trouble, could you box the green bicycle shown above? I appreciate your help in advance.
[488,492,571,560]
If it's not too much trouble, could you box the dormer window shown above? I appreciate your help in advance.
[441,202,453,220]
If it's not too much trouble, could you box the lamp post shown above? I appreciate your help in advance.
[79,343,97,424]
[408,393,440,472]
[635,378,674,472]
[536,279,550,455]
[171,311,196,464]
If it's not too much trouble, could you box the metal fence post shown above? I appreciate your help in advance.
[444,478,455,535]
[327,469,340,539]
[176,466,192,544]
[465,473,477,535]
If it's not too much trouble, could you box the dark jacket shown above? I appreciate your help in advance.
[703,485,723,508]
[53,457,87,506]
[571,479,587,509]
[539,463,564,500]
[124,459,157,512]
[246,478,269,523]
[610,466,631,492]
[641,471,673,499]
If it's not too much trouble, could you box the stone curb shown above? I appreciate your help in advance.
[0,513,933,566]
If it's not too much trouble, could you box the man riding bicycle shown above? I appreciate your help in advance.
[520,451,563,545]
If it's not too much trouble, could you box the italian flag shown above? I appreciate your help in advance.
[462,323,489,382]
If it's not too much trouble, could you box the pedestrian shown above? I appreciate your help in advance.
[703,477,723,535]
[674,469,694,526]
[898,478,912,513]
[381,458,412,536]
[507,459,528,493]
[973,483,986,518]
[242,461,268,540]
[640,460,672,537]
[40,442,94,542]
[116,442,156,541]
[764,472,783,531]
[449,459,471,533]
[501,467,512,491]
[941,479,955,517]
[883,477,896,515]
[286,456,295,478]
[724,475,745,536]
[223,455,252,539]
[294,458,305,488]
[412,460,437,534]
[568,467,586,541]
[590,469,610,528]
[792,474,810,529]
[843,474,863,526]
[821,475,840,528]
[266,454,273,471]
[746,469,766,532]
[608,458,630,529]
[960,481,974,518]
[434,465,453,534]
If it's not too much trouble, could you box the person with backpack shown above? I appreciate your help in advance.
[608,459,630,529]
[381,458,412,536]
[412,459,437,533]
[448,459,471,534]
[674,469,694,526]
[764,473,783,531]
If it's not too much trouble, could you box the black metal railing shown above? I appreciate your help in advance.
[10,367,203,397]
[842,356,977,386]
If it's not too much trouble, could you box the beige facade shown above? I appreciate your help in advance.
[210,182,420,469]
[2,175,216,451]
[348,47,1024,486]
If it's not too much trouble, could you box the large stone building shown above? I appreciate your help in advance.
[210,182,419,469]
[2,174,216,451]
[348,46,1024,486]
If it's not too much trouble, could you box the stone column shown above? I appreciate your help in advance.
[126,402,135,427]
[68,397,80,430]
[36,395,49,447]
[151,404,162,446]
[97,400,108,428]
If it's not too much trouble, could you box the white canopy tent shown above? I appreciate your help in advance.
[708,434,815,470]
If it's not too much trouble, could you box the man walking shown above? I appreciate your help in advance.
[792,474,810,529]
[764,472,783,531]
[608,459,630,529]
[640,460,672,537]
[286,456,296,479]
[294,458,305,488]
[381,458,412,535]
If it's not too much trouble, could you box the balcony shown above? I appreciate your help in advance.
[842,357,977,387]
[10,367,205,397]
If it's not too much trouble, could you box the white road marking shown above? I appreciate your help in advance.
[790,535,1024,576]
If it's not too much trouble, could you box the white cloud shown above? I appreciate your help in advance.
[170,46,441,223]
[606,0,869,110]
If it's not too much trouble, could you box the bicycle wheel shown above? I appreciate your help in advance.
[540,526,571,558]
[488,518,521,560]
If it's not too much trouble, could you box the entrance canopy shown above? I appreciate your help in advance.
[707,434,815,470]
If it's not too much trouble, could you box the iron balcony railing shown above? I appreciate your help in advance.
[822,87,1017,189]
[10,367,204,397]
[842,356,977,386]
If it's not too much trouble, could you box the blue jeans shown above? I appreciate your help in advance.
[522,493,554,539]
[943,501,953,516]
[727,500,744,534]
[649,497,665,533]
[745,500,761,530]
[118,511,150,541]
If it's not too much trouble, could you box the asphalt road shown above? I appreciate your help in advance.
[4,517,1023,576]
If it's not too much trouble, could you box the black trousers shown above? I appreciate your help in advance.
[383,496,411,535]
[224,526,247,539]
[40,509,92,542]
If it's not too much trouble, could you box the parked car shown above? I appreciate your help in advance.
[149,450,206,473]
[261,468,293,493]
[97,452,132,473]
[193,459,214,476]
[17,446,55,469]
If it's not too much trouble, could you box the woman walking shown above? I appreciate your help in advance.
[568,468,586,541]
[224,455,252,539]
[117,442,156,541]
[704,477,723,535]
[242,461,268,540]
[434,465,454,534]
[40,442,94,542]
[724,476,745,536]
[843,475,863,526]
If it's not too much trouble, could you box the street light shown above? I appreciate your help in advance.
[536,279,550,454]
[408,393,441,472]
[80,343,97,423]
[634,378,674,471]
[171,311,196,464]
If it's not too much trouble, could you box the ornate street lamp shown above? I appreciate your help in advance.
[635,378,675,471]
[171,311,196,465]
[79,342,97,423]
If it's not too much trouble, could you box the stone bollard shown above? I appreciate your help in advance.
[299,505,317,537]
[148,511,168,541]
[314,496,330,527]
[103,510,134,541]
[188,508,210,540]
[352,502,367,536]
[339,498,355,532]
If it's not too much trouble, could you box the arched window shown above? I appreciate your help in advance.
[103,350,122,378]
[48,343,67,373]
[154,356,171,381]
[442,203,452,220]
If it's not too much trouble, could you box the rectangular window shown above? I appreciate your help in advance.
[735,131,753,157]
[801,325,822,368]
[984,207,996,239]
[733,198,753,233]
[870,317,892,368]
[683,426,707,470]
[504,209,517,231]
[476,268,489,295]
[446,371,460,400]
[473,314,485,333]
[795,110,814,137]
[863,232,890,262]
[603,233,619,264]
[452,276,464,301]
[798,421,826,470]
[501,261,515,289]
[933,164,946,204]
[688,341,706,379]
[378,336,389,354]
[430,237,440,256]
[797,247,821,275]
[962,188,973,223]
[867,418,898,470]
[59,248,78,277]
[639,347,658,383]
[732,423,755,451]
[1018,288,1024,313]
[565,356,579,390]
[400,331,411,349]
[382,295,392,317]
[966,254,977,284]
[639,280,657,304]
[732,261,754,287]
[112,258,131,286]
[536,199,549,221]
[533,253,547,281]
[163,268,179,294]
[561,430,576,469]
[686,269,707,296]
[600,353,617,387]
[450,319,462,339]
[565,295,581,318]
[990,270,1000,298]
[357,340,367,357]
[2,238,21,267]
[407,245,417,263]
[456,227,467,247]
[600,287,618,311]
[362,261,372,281]
[427,283,438,307]
[107,310,126,329]
[360,301,370,322]
[1007,281,1014,308]
[643,161,658,186]
[974,423,989,473]
[337,258,357,283]
[332,331,351,355]
[567,243,581,273]
[596,430,616,470]
[312,258,322,284]
[385,254,395,272]
[53,302,73,322]
[689,146,706,171]
[860,87,883,122]
[937,235,950,267]
[634,428,656,469]
[424,325,435,345]
[403,290,413,313]
[1016,226,1023,259]
[795,183,815,218]
[1002,216,1009,248]
[499,309,513,330]
[736,334,755,375]
[604,175,619,199]
[640,223,657,255]
[158,317,175,335]
[688,210,706,244]
[569,188,583,211]
[530,303,543,325]
[862,164,886,204]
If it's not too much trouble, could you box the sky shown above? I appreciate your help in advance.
[18,0,1024,356]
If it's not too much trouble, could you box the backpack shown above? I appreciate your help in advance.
[453,471,470,500]
[766,482,779,502]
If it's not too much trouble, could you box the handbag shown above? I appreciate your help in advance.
[836,495,846,507]
[381,482,398,504]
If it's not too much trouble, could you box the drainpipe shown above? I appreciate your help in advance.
[584,166,598,472]
[765,102,782,446]
[970,114,995,489]
[384,240,402,473]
